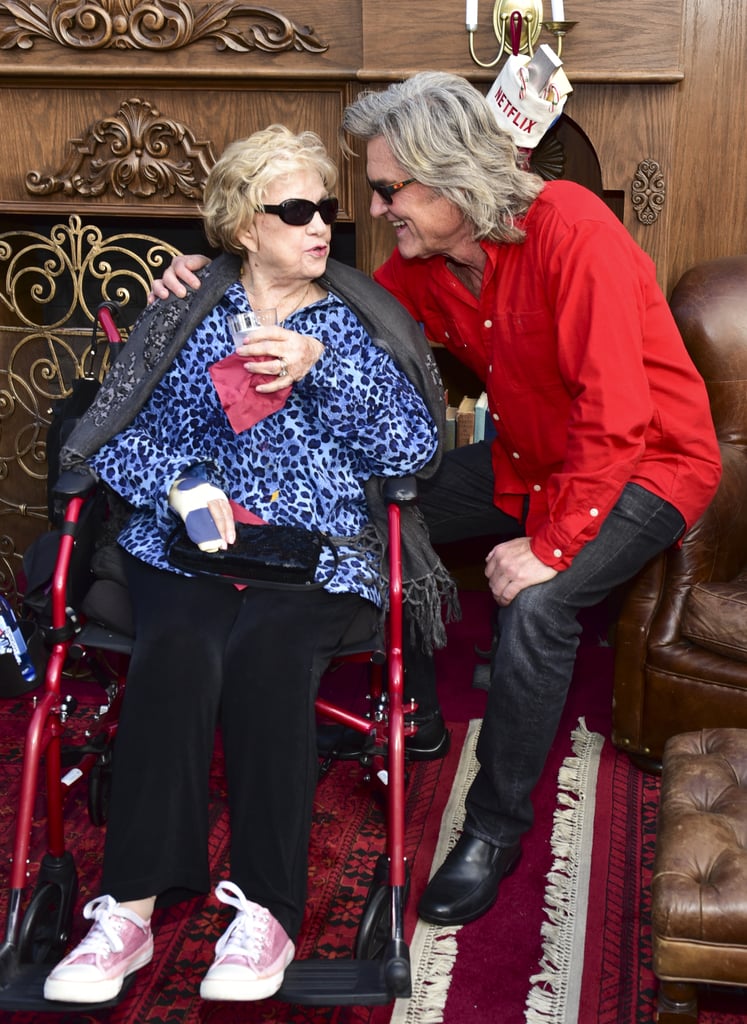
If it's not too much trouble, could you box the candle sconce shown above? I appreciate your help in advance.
[467,0,576,66]
[541,18,577,57]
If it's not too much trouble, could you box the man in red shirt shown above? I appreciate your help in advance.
[153,71,721,929]
[342,71,720,927]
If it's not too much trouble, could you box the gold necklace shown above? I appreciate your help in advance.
[240,269,313,324]
[280,282,312,324]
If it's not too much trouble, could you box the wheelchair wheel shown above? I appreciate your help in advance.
[88,753,113,826]
[355,883,390,961]
[18,881,74,965]
[355,854,411,961]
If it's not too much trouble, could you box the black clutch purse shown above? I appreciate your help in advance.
[167,521,338,589]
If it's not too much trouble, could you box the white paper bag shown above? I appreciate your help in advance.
[486,53,568,149]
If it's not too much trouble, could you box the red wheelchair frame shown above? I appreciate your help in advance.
[0,304,417,1011]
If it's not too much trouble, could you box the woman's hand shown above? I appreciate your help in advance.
[237,326,325,393]
[485,536,557,606]
[148,254,211,303]
[168,477,235,551]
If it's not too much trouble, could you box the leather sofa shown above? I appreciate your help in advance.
[611,255,747,770]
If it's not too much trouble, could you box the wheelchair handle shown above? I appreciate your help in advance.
[382,476,417,505]
[97,303,122,345]
[52,464,98,502]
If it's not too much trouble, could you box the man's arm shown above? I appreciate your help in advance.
[148,253,212,302]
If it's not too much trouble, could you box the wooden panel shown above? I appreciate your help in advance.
[361,0,684,82]
[0,83,353,218]
[563,83,677,288]
[0,0,682,83]
[0,1,362,77]
[667,0,747,293]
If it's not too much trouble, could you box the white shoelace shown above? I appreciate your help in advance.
[74,895,145,956]
[214,880,270,961]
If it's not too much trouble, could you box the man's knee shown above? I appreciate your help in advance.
[500,578,577,639]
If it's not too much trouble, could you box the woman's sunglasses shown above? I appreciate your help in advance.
[261,197,339,226]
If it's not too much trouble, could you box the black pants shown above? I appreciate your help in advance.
[418,441,522,544]
[101,554,376,939]
[407,442,685,845]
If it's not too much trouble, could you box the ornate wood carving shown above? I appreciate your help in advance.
[0,0,328,53]
[631,159,666,225]
[25,98,216,200]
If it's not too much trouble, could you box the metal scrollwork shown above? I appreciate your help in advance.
[0,215,182,601]
[0,0,329,53]
[26,98,216,201]
[631,159,666,225]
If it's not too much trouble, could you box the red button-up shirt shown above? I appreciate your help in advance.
[374,180,721,570]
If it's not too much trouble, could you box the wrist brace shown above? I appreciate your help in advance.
[168,477,228,552]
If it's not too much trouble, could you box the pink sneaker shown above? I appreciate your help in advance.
[43,895,153,1004]
[199,881,295,1002]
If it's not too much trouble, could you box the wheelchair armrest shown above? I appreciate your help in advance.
[383,476,418,506]
[53,464,98,502]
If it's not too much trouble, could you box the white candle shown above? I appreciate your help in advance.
[550,0,565,21]
[466,0,478,30]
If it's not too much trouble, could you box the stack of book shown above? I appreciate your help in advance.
[444,391,491,449]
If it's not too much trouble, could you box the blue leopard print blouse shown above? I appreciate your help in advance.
[89,281,438,606]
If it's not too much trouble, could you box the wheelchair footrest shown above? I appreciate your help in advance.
[0,960,134,1012]
[276,955,411,1006]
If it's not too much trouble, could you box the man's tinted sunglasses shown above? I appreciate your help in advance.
[261,197,339,226]
[367,177,416,204]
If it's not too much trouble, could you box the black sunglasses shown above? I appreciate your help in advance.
[261,197,339,226]
[367,177,416,204]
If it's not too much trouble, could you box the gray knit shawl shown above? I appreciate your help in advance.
[61,252,459,648]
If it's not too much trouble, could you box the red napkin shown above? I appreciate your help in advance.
[229,500,267,526]
[209,352,292,433]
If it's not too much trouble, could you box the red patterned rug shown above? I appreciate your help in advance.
[531,730,747,1024]
[580,745,747,1024]
[577,732,658,1024]
[0,683,468,1024]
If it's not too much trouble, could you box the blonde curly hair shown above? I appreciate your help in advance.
[202,124,338,255]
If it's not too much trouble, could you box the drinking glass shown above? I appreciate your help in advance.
[228,309,278,348]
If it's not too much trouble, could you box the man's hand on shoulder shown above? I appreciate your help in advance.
[147,254,212,304]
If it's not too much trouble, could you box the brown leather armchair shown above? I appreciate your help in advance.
[611,255,747,770]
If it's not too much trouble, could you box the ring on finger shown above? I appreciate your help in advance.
[277,358,288,377]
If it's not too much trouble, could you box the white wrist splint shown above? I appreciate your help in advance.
[168,477,228,552]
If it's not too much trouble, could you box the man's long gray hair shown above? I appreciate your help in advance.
[341,71,544,244]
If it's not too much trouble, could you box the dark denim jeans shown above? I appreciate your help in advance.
[412,443,685,845]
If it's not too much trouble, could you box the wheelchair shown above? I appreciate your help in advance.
[0,304,421,1013]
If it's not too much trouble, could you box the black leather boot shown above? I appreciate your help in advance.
[316,710,450,763]
[417,833,522,925]
[405,710,450,761]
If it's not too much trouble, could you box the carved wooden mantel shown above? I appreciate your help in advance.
[0,0,329,54]
[0,0,683,252]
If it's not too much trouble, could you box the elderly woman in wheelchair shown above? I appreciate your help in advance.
[43,125,450,1005]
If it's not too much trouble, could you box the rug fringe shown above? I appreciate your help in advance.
[398,928,461,1023]
[524,717,604,1024]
